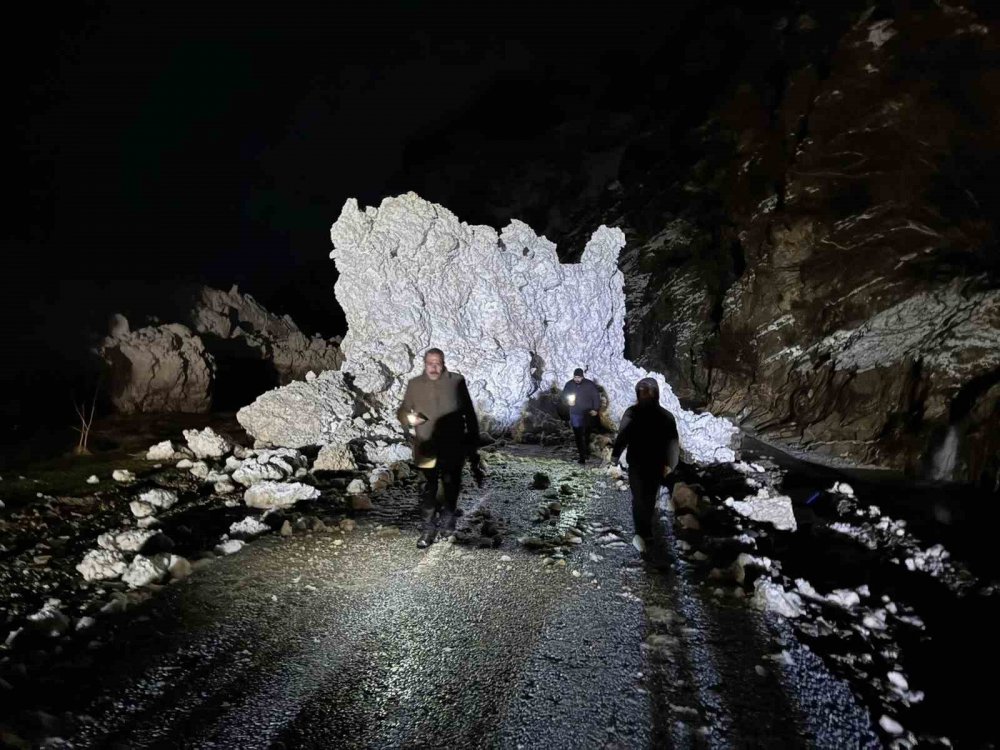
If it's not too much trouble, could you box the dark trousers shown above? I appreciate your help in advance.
[628,466,661,538]
[420,463,462,533]
[572,421,590,460]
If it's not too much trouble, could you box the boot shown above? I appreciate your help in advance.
[417,529,436,548]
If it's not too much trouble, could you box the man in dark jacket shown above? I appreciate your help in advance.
[561,368,601,464]
[397,348,482,548]
[610,377,680,553]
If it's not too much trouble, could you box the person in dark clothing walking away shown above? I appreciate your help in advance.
[561,368,601,464]
[610,377,680,554]
[397,348,483,548]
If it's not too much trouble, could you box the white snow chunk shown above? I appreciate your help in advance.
[27,599,70,636]
[346,479,367,495]
[229,516,272,538]
[826,589,862,609]
[215,539,245,556]
[129,500,155,519]
[138,488,178,510]
[244,481,321,510]
[176,458,194,469]
[879,716,904,735]
[112,469,136,483]
[75,616,97,631]
[828,482,855,497]
[232,448,306,486]
[146,440,181,461]
[97,529,157,553]
[189,461,210,480]
[122,554,170,587]
[752,579,804,618]
[725,488,797,531]
[86,475,100,485]
[182,427,232,459]
[888,671,909,691]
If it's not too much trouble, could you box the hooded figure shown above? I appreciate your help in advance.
[397,348,482,548]
[561,368,601,464]
[611,377,680,553]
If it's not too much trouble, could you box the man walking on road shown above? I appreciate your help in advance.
[398,348,483,548]
[561,367,601,464]
[610,377,680,554]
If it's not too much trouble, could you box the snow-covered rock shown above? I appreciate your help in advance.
[26,599,70,636]
[122,554,170,587]
[237,193,737,463]
[189,461,210,480]
[214,479,238,494]
[100,318,214,413]
[215,539,245,556]
[146,440,183,461]
[86,474,100,485]
[182,427,232,459]
[232,448,307,486]
[167,554,192,580]
[826,589,862,609]
[313,444,358,472]
[361,441,411,465]
[244,481,321,510]
[725,489,797,531]
[112,469,136,483]
[77,548,129,581]
[138,488,178,511]
[751,579,805,618]
[346,478,367,495]
[229,516,271,538]
[97,529,157,553]
[176,458,194,469]
[129,500,155,519]
[829,482,855,497]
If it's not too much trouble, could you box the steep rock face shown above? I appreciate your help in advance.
[190,285,344,383]
[545,3,1000,485]
[708,6,1000,483]
[99,317,214,413]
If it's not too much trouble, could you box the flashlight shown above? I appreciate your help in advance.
[567,394,576,406]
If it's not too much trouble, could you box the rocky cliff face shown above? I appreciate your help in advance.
[521,2,999,487]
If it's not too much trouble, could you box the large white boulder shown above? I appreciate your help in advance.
[237,193,737,463]
[244,481,321,510]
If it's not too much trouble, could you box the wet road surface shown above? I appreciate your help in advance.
[67,446,879,749]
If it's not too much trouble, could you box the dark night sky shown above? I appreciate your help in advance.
[3,0,744,426]
[6,3,685,318]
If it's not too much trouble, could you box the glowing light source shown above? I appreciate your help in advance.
[567,394,576,406]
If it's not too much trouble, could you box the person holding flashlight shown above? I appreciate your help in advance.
[561,367,601,464]
[610,377,680,554]
[397,348,483,548]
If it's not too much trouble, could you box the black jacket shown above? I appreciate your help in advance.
[561,378,601,417]
[611,400,680,478]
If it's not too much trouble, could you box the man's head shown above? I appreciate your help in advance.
[424,348,445,380]
[635,377,659,402]
[573,367,584,384]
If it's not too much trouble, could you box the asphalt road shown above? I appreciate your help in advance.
[66,446,879,749]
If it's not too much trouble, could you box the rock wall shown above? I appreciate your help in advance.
[238,193,739,464]
[99,317,214,413]
[544,2,1000,486]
